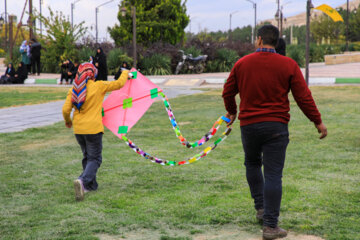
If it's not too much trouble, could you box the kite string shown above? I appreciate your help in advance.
[158,91,224,148]
[122,91,233,166]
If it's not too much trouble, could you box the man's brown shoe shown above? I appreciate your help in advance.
[256,209,264,221]
[262,226,287,240]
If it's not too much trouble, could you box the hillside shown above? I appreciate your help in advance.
[261,0,360,27]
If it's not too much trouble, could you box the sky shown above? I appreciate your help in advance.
[1,0,350,42]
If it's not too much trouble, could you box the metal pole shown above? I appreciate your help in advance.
[245,1,257,44]
[254,3,257,44]
[9,15,13,60]
[94,0,114,43]
[229,11,238,41]
[229,13,232,40]
[305,0,311,85]
[39,0,42,36]
[5,0,8,51]
[29,0,33,39]
[277,0,280,29]
[346,0,349,51]
[95,7,98,43]
[71,0,81,30]
[132,6,137,68]
[280,10,283,37]
[71,3,74,29]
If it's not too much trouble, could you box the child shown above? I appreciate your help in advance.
[62,62,129,201]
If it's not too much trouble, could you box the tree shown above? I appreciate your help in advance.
[311,14,343,44]
[348,5,360,41]
[34,7,87,72]
[109,0,189,47]
[232,26,252,43]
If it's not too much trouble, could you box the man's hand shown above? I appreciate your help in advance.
[225,112,237,127]
[65,121,72,128]
[315,122,327,139]
[95,63,99,67]
[67,72,72,75]
[15,74,18,77]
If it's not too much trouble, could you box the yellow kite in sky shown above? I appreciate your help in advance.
[315,4,344,22]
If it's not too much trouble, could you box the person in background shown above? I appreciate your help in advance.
[60,59,75,85]
[12,62,28,84]
[0,63,16,84]
[30,38,42,76]
[222,25,327,240]
[114,61,130,80]
[89,56,94,64]
[70,60,80,84]
[94,47,108,81]
[19,40,31,74]
[275,38,286,56]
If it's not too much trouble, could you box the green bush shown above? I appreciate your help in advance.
[4,45,21,68]
[310,44,342,62]
[107,48,133,75]
[205,60,218,73]
[205,48,239,72]
[0,48,6,58]
[40,40,79,73]
[183,46,202,57]
[286,45,305,67]
[139,54,171,75]
[77,46,95,63]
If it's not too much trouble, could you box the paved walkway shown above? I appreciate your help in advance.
[0,87,202,133]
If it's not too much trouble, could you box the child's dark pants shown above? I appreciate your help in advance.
[75,133,103,191]
[241,121,289,228]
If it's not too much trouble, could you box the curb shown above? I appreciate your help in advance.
[23,77,360,86]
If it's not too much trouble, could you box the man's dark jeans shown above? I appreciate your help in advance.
[75,133,103,191]
[241,121,289,228]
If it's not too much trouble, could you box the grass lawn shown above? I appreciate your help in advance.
[0,86,359,240]
[0,86,69,108]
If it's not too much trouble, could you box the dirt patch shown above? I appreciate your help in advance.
[96,225,325,240]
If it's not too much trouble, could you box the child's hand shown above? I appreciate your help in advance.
[65,121,72,128]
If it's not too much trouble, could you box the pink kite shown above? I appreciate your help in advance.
[102,69,162,138]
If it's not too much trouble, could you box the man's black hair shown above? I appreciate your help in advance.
[257,25,279,47]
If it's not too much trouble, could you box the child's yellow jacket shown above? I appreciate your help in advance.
[62,70,129,134]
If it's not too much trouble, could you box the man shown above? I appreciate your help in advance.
[222,25,327,240]
[30,38,42,76]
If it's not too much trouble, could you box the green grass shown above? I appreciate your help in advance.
[0,86,359,240]
[335,78,360,84]
[0,86,69,108]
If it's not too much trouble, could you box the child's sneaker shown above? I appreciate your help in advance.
[74,179,85,201]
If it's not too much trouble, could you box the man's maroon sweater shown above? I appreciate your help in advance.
[222,51,322,126]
